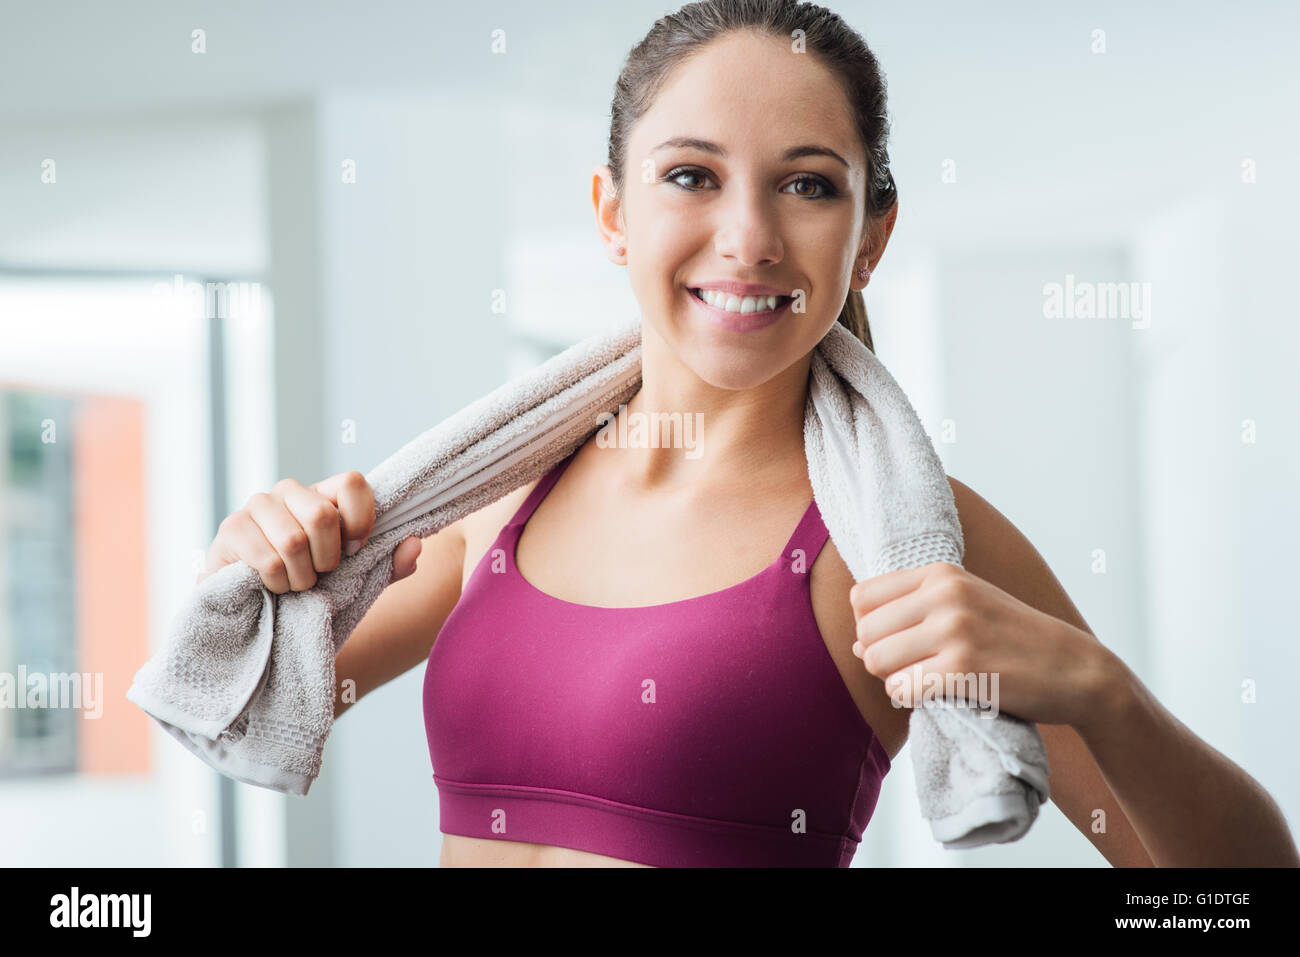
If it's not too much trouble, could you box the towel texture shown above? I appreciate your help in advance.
[126,314,1049,847]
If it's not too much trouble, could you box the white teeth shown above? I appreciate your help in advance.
[695,288,783,313]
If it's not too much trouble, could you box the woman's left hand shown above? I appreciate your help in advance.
[850,561,1110,727]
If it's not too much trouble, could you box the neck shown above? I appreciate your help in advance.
[602,319,812,496]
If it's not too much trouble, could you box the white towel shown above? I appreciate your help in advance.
[126,314,1049,848]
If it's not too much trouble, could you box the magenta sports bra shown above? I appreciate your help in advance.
[422,448,891,867]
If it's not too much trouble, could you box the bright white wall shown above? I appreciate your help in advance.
[1221,186,1300,830]
[0,112,265,275]
[311,90,516,866]
[1132,181,1300,840]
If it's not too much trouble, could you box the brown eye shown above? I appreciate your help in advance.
[664,166,712,191]
[784,175,836,199]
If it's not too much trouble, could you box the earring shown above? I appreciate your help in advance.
[614,245,625,256]
[857,265,871,282]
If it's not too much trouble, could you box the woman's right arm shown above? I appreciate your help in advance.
[331,517,466,719]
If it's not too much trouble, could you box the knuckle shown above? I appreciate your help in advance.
[347,471,376,518]
[941,606,974,635]
[278,529,311,558]
[307,499,338,532]
[271,476,300,496]
[936,574,969,604]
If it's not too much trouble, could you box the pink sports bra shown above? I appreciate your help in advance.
[422,448,891,867]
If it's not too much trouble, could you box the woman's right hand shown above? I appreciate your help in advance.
[198,471,422,592]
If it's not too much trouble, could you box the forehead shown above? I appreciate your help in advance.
[631,30,862,166]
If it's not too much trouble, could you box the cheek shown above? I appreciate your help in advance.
[798,228,853,285]
[626,218,700,309]
[643,204,701,266]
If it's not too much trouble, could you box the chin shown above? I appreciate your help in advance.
[644,301,812,390]
[692,364,776,392]
[680,330,798,391]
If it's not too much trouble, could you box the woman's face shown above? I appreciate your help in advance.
[605,30,875,391]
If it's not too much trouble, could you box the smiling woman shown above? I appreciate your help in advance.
[409,0,1300,870]
[417,0,910,869]
[602,3,895,361]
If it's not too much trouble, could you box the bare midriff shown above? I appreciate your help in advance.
[440,833,653,867]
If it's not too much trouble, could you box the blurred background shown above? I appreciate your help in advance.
[1,0,1297,867]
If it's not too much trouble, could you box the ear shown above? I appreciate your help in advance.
[591,164,627,264]
[855,199,899,285]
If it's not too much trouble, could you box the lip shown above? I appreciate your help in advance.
[687,279,793,297]
[686,285,790,332]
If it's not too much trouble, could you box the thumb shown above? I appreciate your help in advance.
[391,535,422,582]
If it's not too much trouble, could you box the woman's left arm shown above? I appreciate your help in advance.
[852,476,1299,867]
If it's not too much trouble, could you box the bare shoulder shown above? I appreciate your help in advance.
[945,475,1091,635]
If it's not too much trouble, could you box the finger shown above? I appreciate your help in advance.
[854,617,942,681]
[279,482,343,573]
[882,652,985,710]
[313,471,374,554]
[391,536,422,582]
[219,510,292,594]
[853,585,933,658]
[880,656,943,710]
[246,491,318,591]
[849,561,959,617]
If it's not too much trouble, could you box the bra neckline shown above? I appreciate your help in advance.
[509,502,815,612]
[506,450,824,612]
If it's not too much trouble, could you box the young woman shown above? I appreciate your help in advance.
[206,0,1298,867]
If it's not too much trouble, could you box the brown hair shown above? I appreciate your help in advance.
[606,0,896,354]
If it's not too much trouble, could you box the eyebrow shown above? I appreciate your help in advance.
[651,136,851,170]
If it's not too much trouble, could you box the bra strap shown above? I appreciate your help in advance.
[784,497,831,571]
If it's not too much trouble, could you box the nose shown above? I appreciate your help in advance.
[712,178,785,268]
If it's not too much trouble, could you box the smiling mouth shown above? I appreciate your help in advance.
[688,287,793,315]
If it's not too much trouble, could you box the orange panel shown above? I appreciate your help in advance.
[71,395,151,774]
